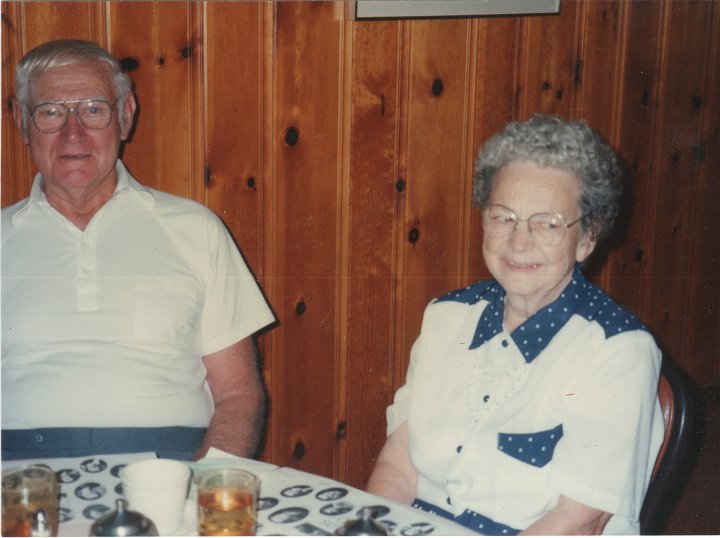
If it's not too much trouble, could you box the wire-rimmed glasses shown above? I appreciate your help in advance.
[482,203,584,247]
[28,99,116,134]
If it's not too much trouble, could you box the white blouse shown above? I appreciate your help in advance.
[387,269,664,534]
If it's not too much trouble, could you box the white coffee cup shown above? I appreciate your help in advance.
[120,458,191,535]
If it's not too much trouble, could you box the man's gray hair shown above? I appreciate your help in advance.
[15,39,133,131]
[473,114,624,245]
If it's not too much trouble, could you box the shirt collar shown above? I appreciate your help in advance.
[112,160,156,206]
[437,264,645,363]
[11,160,155,226]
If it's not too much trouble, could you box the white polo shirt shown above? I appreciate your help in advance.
[2,161,275,429]
[387,268,664,534]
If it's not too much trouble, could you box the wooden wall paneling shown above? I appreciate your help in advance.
[343,19,402,488]
[390,19,413,444]
[109,1,201,201]
[14,1,103,50]
[468,16,522,282]
[460,20,479,302]
[1,2,29,208]
[686,2,720,383]
[686,2,720,384]
[398,18,474,386]
[608,0,664,324]
[517,0,580,117]
[573,0,624,288]
[572,0,623,137]
[644,0,714,373]
[3,2,720,480]
[680,1,720,383]
[260,0,278,462]
[0,1,104,206]
[268,1,343,477]
[204,3,265,273]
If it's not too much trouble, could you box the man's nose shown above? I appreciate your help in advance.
[60,109,85,139]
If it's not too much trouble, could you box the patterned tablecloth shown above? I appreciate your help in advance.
[2,449,477,536]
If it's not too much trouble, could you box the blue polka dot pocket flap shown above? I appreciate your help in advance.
[497,424,563,468]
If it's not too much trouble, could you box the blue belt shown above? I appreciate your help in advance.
[1,426,207,461]
[413,498,521,535]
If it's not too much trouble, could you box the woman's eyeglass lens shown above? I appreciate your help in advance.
[29,99,115,133]
[482,204,582,247]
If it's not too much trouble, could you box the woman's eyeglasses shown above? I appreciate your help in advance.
[482,203,583,247]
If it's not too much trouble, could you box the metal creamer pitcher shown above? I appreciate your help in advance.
[89,499,158,536]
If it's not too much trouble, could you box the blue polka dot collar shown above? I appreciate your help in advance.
[435,264,646,362]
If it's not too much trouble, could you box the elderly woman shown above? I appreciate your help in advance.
[367,115,664,535]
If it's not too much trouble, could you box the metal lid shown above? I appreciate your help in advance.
[334,507,390,535]
[89,499,158,536]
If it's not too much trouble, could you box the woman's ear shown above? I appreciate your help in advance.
[575,229,597,263]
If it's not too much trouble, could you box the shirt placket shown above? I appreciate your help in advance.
[445,333,528,511]
[76,223,100,312]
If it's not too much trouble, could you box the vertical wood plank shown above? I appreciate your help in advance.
[397,18,473,395]
[1,2,30,207]
[1,1,103,206]
[645,0,714,373]
[268,0,343,477]
[14,1,103,50]
[108,1,200,200]
[204,3,264,273]
[260,0,278,462]
[518,0,580,116]
[344,19,402,488]
[573,0,624,288]
[687,0,720,383]
[609,0,665,320]
[469,16,521,282]
[677,0,720,382]
[573,0,623,135]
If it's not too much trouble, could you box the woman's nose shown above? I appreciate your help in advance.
[507,222,534,251]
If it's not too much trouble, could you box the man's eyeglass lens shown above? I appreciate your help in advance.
[483,204,578,246]
[30,100,114,133]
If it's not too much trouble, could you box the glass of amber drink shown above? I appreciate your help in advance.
[2,465,59,537]
[194,468,259,536]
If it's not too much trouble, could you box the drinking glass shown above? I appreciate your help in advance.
[1,465,59,537]
[194,468,259,536]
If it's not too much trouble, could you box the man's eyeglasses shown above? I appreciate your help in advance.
[27,99,116,134]
[482,203,584,247]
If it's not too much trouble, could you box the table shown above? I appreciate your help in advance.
[2,449,476,536]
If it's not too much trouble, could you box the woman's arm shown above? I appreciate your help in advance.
[366,421,419,504]
[520,495,611,535]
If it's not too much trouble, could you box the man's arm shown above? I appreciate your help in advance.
[366,421,419,504]
[194,336,267,460]
[520,495,611,535]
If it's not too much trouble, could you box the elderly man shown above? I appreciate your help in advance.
[2,39,275,461]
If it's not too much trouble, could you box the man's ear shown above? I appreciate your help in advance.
[119,93,137,141]
[11,98,29,144]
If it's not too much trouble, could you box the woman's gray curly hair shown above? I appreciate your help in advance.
[473,114,624,245]
[15,39,133,133]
